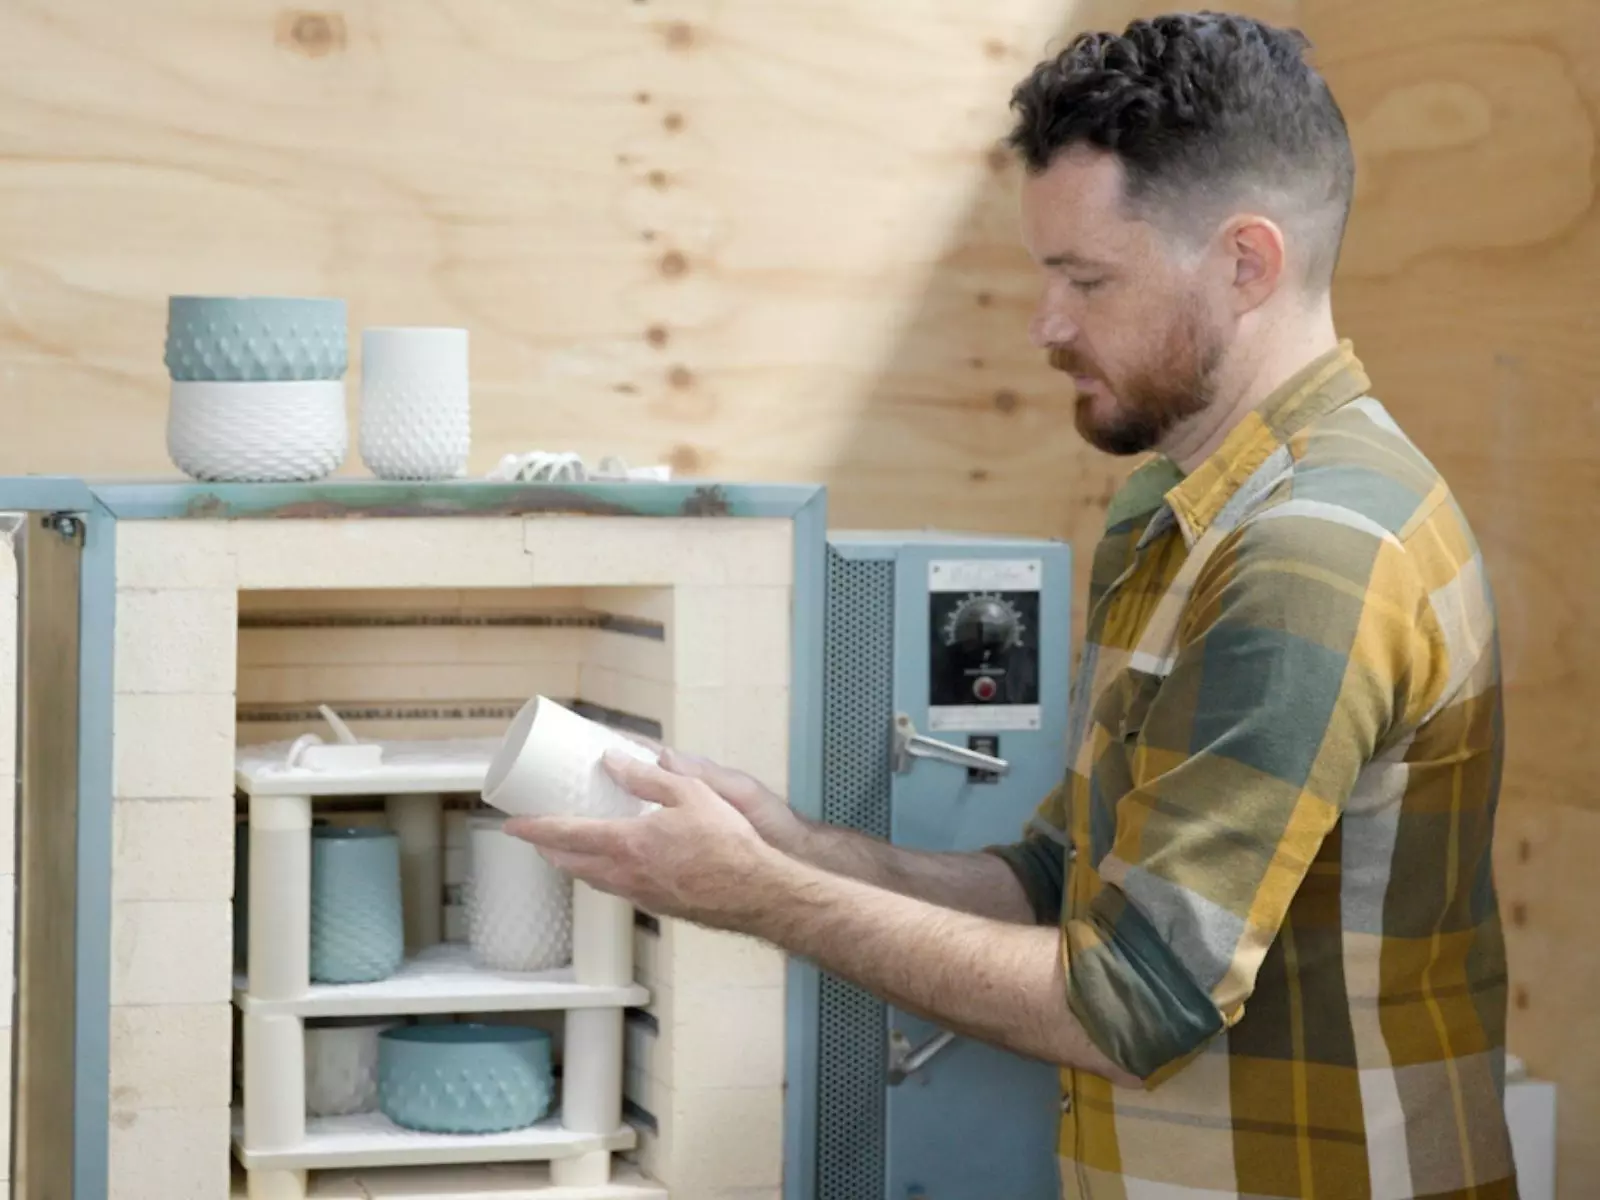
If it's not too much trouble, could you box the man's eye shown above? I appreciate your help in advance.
[1070,278,1104,292]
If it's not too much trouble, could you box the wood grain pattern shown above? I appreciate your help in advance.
[1313,5,1600,1190]
[1,0,1597,1193]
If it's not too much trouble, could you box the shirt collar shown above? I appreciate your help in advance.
[1162,340,1370,545]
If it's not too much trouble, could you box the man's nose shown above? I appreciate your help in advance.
[1029,307,1077,349]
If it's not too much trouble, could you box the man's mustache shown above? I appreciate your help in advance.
[1048,346,1094,376]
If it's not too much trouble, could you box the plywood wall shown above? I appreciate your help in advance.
[1,0,1596,1193]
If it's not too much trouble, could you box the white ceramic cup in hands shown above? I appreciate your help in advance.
[358,326,470,480]
[481,696,660,820]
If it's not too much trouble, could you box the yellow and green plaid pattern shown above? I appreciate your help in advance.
[993,343,1517,1199]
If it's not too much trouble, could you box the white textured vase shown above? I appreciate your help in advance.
[305,1018,397,1117]
[466,815,573,973]
[358,327,470,480]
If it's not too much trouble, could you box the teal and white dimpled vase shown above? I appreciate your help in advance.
[309,826,405,985]
[163,295,350,482]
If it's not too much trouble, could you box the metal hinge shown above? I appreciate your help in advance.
[42,513,83,544]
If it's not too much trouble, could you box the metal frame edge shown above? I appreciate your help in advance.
[74,500,115,1200]
[783,489,827,1200]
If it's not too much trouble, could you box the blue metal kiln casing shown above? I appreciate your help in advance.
[784,531,1072,1200]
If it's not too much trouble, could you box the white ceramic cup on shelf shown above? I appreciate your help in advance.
[480,696,660,820]
[305,1017,399,1117]
[358,326,470,481]
[466,815,574,973]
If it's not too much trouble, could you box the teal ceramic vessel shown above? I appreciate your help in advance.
[378,1023,554,1134]
[164,295,348,382]
[309,826,404,985]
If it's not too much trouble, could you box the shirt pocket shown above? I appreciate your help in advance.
[1114,666,1167,744]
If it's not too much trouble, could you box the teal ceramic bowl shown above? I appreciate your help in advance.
[164,295,347,381]
[378,1023,554,1134]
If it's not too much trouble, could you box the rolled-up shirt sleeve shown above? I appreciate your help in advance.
[1063,508,1440,1084]
[986,780,1070,926]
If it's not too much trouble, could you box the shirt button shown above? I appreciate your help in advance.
[1061,1093,1073,1113]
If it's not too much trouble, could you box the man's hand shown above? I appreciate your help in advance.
[651,747,1036,923]
[503,750,789,928]
[655,746,810,856]
[504,748,1138,1087]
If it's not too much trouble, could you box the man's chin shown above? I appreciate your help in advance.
[1074,406,1162,457]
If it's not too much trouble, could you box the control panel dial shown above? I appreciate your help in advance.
[941,593,1024,661]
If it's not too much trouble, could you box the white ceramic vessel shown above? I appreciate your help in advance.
[305,1017,397,1117]
[358,326,470,480]
[166,379,348,482]
[466,815,574,973]
[480,696,659,820]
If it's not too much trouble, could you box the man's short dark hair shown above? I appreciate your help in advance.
[1006,12,1355,291]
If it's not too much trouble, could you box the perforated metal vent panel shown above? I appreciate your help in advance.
[817,546,894,1200]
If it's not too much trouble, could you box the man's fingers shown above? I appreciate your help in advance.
[614,727,664,755]
[503,814,627,854]
[536,846,617,881]
[602,750,691,806]
[659,746,758,798]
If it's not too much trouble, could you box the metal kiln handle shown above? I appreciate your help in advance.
[887,1027,959,1084]
[891,713,1010,776]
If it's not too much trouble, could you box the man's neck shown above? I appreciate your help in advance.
[1162,304,1341,474]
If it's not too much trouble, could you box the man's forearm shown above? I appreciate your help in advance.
[789,817,1035,924]
[726,848,1136,1086]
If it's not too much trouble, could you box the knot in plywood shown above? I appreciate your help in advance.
[277,9,347,58]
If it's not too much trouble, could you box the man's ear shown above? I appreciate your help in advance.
[1221,214,1286,314]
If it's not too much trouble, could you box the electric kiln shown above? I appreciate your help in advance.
[0,478,1560,1200]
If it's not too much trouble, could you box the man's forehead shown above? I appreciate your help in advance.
[1020,151,1142,263]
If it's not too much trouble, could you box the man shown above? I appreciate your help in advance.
[511,12,1516,1199]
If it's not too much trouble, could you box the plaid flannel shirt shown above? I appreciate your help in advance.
[992,343,1517,1199]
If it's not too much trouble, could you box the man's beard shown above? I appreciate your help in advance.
[1051,300,1225,457]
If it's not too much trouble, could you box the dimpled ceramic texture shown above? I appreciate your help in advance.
[167,380,348,483]
[466,817,573,973]
[481,695,660,820]
[378,1024,553,1134]
[165,296,347,381]
[359,327,470,481]
[358,381,471,480]
[310,827,405,985]
[306,1019,395,1117]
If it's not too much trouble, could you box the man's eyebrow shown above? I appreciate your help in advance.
[1040,250,1112,270]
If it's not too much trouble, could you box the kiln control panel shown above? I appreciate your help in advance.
[926,558,1042,733]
